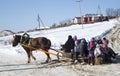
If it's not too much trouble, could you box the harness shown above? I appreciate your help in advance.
[20,33,31,44]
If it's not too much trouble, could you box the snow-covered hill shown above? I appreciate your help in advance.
[0,30,15,37]
[0,19,120,76]
[106,24,120,53]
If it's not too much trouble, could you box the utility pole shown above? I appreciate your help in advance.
[97,5,102,15]
[76,0,83,29]
[37,14,40,30]
[37,14,45,30]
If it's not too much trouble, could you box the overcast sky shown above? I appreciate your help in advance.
[0,0,120,32]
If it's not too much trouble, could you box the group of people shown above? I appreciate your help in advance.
[62,35,118,65]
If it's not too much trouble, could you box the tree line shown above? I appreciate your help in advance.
[106,8,120,17]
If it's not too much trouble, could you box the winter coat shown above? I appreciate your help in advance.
[79,41,88,57]
[62,36,75,53]
[88,50,94,57]
[90,41,95,49]
[74,45,80,53]
[88,40,96,57]
[102,40,108,48]
[102,39,109,54]
[94,46,102,57]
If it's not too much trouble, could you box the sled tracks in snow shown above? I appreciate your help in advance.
[0,60,71,72]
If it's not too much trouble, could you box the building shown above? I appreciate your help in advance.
[72,17,81,24]
[71,16,85,24]
[72,14,103,24]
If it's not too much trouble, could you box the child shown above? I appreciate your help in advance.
[88,38,96,65]
[74,40,80,63]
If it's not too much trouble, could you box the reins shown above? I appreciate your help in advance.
[20,43,61,59]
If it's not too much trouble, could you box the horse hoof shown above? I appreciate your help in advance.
[27,61,30,63]
[34,58,36,61]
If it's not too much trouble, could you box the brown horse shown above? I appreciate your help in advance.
[12,35,51,63]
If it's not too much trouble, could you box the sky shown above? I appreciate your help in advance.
[0,0,120,32]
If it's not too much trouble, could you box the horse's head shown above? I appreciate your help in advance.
[12,35,21,47]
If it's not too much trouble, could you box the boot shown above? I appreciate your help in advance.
[115,53,118,56]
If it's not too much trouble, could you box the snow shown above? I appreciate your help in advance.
[0,19,120,76]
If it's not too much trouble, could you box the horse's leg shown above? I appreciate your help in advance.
[22,46,32,63]
[30,51,36,61]
[25,50,31,63]
[28,53,31,63]
[45,52,51,63]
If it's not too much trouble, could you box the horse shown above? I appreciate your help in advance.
[12,35,51,63]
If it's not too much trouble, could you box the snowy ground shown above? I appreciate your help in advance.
[0,19,120,76]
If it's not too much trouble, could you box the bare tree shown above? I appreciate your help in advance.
[116,8,120,16]
[50,23,57,28]
[106,8,114,17]
[59,19,72,27]
[106,8,120,17]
